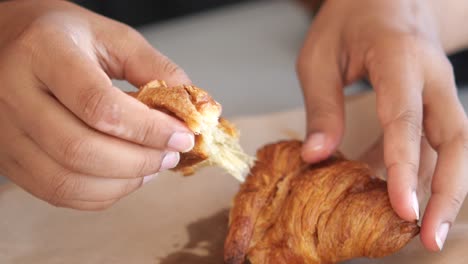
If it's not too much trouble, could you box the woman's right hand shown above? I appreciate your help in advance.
[0,0,194,210]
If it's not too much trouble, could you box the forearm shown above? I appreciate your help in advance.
[428,0,468,53]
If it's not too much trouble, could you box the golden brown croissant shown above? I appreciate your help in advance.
[224,140,419,264]
[131,80,253,181]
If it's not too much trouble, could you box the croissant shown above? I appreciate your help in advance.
[224,140,419,264]
[131,80,253,181]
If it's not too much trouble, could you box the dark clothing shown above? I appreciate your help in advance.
[73,0,250,27]
[449,50,468,86]
[74,0,467,86]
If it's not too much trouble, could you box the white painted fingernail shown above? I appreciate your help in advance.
[411,191,420,221]
[160,152,180,171]
[167,132,194,152]
[143,174,158,185]
[436,222,450,251]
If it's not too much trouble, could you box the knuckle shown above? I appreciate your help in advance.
[77,87,115,128]
[309,96,335,112]
[119,179,139,198]
[160,57,186,77]
[430,121,468,151]
[399,110,422,142]
[382,109,421,137]
[374,33,421,54]
[439,57,454,73]
[45,172,79,207]
[78,87,105,124]
[8,19,53,64]
[394,35,421,54]
[135,152,157,177]
[134,117,159,145]
[12,14,68,55]
[118,24,142,42]
[61,137,90,170]
[13,19,49,50]
[405,161,419,176]
[366,33,423,69]
[308,99,340,121]
[456,126,468,153]
[388,160,419,177]
[430,56,456,84]
[445,193,465,211]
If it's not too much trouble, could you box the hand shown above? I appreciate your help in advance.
[297,0,468,251]
[0,0,194,210]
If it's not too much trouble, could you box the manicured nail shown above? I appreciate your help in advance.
[305,133,326,152]
[435,222,450,251]
[143,174,158,185]
[160,152,180,171]
[411,191,420,221]
[167,132,194,153]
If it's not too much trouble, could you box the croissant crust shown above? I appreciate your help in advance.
[224,140,419,264]
[131,80,252,181]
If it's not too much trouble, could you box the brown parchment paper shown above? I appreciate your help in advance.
[0,92,466,264]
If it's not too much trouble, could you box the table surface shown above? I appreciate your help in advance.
[3,92,467,264]
[1,0,467,184]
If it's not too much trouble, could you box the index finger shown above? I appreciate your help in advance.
[33,28,194,152]
[368,49,424,222]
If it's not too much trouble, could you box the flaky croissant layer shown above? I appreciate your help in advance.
[131,80,253,181]
[224,140,419,264]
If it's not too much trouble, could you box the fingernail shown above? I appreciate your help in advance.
[411,191,420,221]
[143,173,158,185]
[435,222,450,251]
[160,152,180,171]
[167,132,194,152]
[305,133,326,152]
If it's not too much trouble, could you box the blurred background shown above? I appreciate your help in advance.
[73,0,468,86]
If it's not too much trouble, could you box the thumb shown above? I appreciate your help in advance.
[297,52,345,163]
[96,22,191,87]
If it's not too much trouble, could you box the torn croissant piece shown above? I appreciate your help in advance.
[224,140,420,264]
[132,80,253,181]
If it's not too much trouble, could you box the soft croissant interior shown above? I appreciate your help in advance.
[224,140,420,264]
[132,80,253,181]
